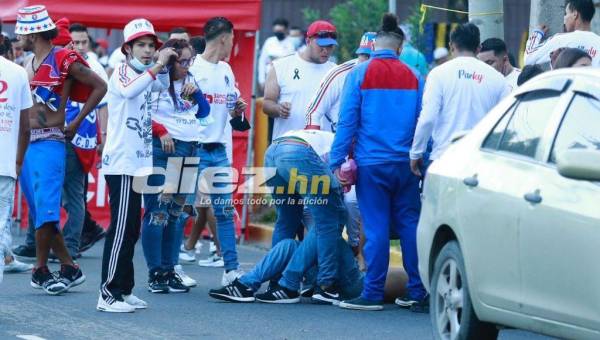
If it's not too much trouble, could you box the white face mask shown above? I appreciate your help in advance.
[290,37,303,49]
[129,57,155,72]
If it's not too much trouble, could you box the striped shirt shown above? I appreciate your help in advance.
[305,59,358,132]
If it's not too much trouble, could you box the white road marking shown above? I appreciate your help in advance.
[16,335,47,340]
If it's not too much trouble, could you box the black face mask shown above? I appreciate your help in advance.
[274,31,286,41]
[230,115,251,131]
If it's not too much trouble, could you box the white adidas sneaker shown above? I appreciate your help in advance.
[96,295,135,313]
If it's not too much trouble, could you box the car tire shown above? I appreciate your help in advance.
[430,241,499,340]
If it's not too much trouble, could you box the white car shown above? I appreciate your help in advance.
[417,68,600,340]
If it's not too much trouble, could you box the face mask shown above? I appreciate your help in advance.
[290,37,303,49]
[129,57,155,72]
[274,31,286,41]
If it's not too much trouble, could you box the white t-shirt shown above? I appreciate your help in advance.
[524,30,600,67]
[305,59,358,132]
[271,53,335,140]
[189,56,238,145]
[281,129,334,159]
[505,67,521,91]
[258,36,295,85]
[107,49,126,69]
[410,56,509,160]
[151,75,200,142]
[102,63,169,176]
[0,57,33,179]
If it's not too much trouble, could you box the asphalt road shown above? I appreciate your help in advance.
[1,236,553,340]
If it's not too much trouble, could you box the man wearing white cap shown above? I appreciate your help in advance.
[432,47,449,68]
[98,18,177,313]
[15,5,107,296]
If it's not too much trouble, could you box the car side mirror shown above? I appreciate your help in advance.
[556,149,600,181]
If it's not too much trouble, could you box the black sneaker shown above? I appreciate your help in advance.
[79,227,106,253]
[312,285,340,305]
[300,286,315,298]
[12,244,36,258]
[31,266,67,295]
[255,283,300,304]
[409,294,430,314]
[148,271,169,294]
[167,271,190,293]
[57,264,86,290]
[209,278,255,302]
[339,297,384,311]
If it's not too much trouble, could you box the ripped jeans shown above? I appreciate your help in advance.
[141,138,196,274]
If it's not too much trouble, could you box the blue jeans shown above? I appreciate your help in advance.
[141,138,195,273]
[197,144,238,271]
[240,228,363,300]
[356,162,427,302]
[264,141,347,287]
[61,143,86,257]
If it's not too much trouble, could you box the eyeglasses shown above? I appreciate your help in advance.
[177,57,194,68]
[310,30,337,40]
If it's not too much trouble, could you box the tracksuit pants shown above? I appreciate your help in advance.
[356,162,427,302]
[100,175,141,302]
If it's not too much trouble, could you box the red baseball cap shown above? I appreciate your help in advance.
[306,20,337,47]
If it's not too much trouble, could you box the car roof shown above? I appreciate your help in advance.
[518,67,600,95]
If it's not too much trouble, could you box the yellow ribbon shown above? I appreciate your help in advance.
[419,4,504,33]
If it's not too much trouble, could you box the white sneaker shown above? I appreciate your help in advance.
[96,295,135,313]
[195,241,203,255]
[123,294,148,309]
[209,241,217,254]
[174,265,197,287]
[221,269,244,286]
[179,245,196,263]
[4,259,33,273]
[198,253,224,268]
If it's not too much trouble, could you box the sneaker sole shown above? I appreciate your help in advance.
[395,299,416,308]
[44,284,68,295]
[168,287,190,293]
[209,292,255,303]
[338,301,383,311]
[96,305,135,313]
[256,297,300,304]
[148,288,169,294]
[30,281,42,289]
[312,294,340,305]
[66,274,86,289]
[182,282,197,288]
[198,261,224,267]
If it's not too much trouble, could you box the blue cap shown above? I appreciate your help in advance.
[316,37,338,47]
[355,32,376,55]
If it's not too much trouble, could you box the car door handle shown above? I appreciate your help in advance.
[463,175,478,187]
[524,190,542,204]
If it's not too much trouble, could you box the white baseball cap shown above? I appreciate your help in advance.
[121,18,162,54]
[433,47,449,60]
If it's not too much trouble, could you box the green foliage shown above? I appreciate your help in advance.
[303,0,388,62]
[405,2,427,52]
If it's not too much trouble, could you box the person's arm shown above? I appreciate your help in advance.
[17,72,33,176]
[328,68,362,173]
[262,67,289,118]
[524,25,556,66]
[410,71,443,166]
[305,67,342,129]
[64,62,108,138]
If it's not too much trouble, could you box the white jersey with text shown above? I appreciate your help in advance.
[189,56,237,145]
[271,53,335,140]
[524,30,600,67]
[102,63,169,176]
[0,57,33,179]
[305,59,358,132]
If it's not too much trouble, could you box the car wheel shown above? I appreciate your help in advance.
[430,241,499,340]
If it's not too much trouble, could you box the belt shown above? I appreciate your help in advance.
[272,136,310,147]
[30,127,65,142]
[198,142,223,151]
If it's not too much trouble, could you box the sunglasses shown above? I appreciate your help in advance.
[310,30,337,40]
[176,57,195,68]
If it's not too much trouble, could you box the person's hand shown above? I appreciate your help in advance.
[334,168,351,186]
[181,83,197,98]
[536,24,549,36]
[157,47,178,67]
[97,142,104,156]
[410,158,423,177]
[230,98,247,118]
[64,122,78,140]
[278,102,291,119]
[160,133,175,154]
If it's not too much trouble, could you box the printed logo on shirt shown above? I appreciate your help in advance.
[293,68,300,80]
[224,75,230,86]
[204,93,228,105]
[458,69,483,83]
[577,45,597,58]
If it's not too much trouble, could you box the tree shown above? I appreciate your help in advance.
[303,0,388,62]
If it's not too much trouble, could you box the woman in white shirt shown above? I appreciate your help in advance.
[140,39,209,295]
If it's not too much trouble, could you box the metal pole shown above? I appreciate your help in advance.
[240,30,260,245]
[469,0,504,41]
[388,0,396,15]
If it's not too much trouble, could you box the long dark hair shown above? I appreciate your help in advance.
[554,48,592,69]
[159,39,194,110]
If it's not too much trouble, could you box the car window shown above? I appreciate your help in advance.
[550,93,600,163]
[495,91,560,158]
[482,104,514,150]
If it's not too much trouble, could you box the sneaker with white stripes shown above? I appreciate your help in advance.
[255,283,300,304]
[123,294,148,309]
[96,295,135,313]
[221,269,244,286]
[209,278,255,302]
[174,265,197,287]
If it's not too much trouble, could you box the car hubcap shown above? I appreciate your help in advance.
[435,258,464,340]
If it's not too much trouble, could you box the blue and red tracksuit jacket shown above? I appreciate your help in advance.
[329,49,424,171]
